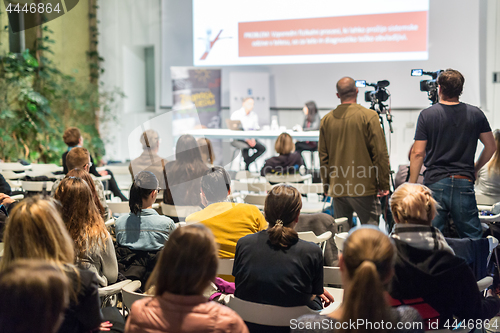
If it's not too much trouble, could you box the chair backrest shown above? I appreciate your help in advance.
[160,203,202,218]
[21,181,54,193]
[30,163,63,173]
[10,194,24,201]
[243,194,266,206]
[292,183,324,195]
[323,266,342,285]
[1,170,26,180]
[232,180,273,193]
[334,232,348,253]
[297,231,319,243]
[265,173,312,184]
[122,280,149,313]
[235,171,260,181]
[0,163,30,172]
[107,202,131,214]
[226,296,316,326]
[217,258,234,276]
[334,217,349,233]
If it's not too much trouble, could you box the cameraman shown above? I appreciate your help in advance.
[319,77,390,226]
[410,69,496,239]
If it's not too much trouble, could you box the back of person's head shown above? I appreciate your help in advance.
[129,171,158,215]
[305,101,318,122]
[336,77,357,101]
[275,132,295,155]
[146,224,217,296]
[175,134,204,164]
[54,176,107,258]
[63,127,81,147]
[0,196,74,270]
[437,68,465,99]
[0,259,70,333]
[341,228,395,333]
[488,129,500,174]
[265,185,301,247]
[140,129,160,150]
[201,166,231,204]
[197,138,215,165]
[66,147,90,171]
[66,168,105,217]
[390,183,437,226]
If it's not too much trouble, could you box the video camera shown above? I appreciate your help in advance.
[355,79,393,133]
[411,69,443,105]
[355,80,390,112]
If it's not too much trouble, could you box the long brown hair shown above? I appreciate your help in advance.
[197,137,215,165]
[146,224,218,296]
[67,168,105,218]
[0,197,75,270]
[54,177,108,259]
[0,259,70,333]
[340,228,395,333]
[487,129,500,175]
[390,183,437,226]
[265,185,302,247]
[165,134,208,186]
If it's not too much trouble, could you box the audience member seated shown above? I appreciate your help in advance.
[55,177,118,287]
[260,132,305,176]
[293,227,423,333]
[0,193,16,240]
[197,137,215,167]
[129,129,168,189]
[295,101,321,163]
[0,173,11,195]
[62,127,127,201]
[163,134,209,208]
[185,166,267,259]
[51,147,110,220]
[67,168,107,220]
[0,196,120,333]
[389,183,500,328]
[394,144,425,189]
[233,185,334,332]
[116,171,175,251]
[0,259,70,333]
[125,224,248,333]
[476,129,500,203]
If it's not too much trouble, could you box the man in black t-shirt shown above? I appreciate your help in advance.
[409,69,496,239]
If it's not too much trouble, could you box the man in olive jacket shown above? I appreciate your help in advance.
[319,77,390,226]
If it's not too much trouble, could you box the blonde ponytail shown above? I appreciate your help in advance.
[340,228,396,333]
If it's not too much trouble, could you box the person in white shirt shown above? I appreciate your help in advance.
[230,97,266,170]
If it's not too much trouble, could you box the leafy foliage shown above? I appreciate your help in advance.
[0,7,123,163]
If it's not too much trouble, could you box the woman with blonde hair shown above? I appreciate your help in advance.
[54,176,118,287]
[476,129,500,203]
[125,224,248,333]
[0,196,113,333]
[388,183,500,328]
[260,132,304,176]
[293,227,423,333]
[0,259,70,333]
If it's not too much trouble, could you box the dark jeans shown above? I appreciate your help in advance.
[237,140,266,171]
[104,169,128,201]
[427,177,482,239]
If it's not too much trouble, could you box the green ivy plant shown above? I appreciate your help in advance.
[0,4,123,164]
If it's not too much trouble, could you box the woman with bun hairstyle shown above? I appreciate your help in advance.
[233,184,334,332]
[293,227,423,333]
[388,183,500,328]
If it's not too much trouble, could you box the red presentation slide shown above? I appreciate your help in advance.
[238,11,427,57]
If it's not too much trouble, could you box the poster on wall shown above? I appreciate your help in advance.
[171,67,222,164]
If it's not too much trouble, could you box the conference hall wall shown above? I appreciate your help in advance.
[99,0,500,171]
